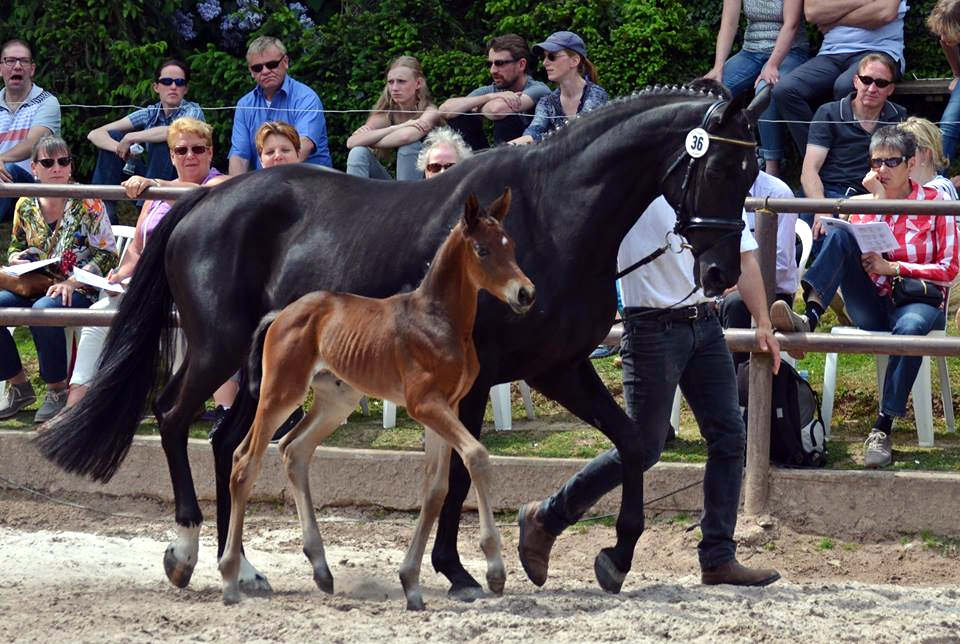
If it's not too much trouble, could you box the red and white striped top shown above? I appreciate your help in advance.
[850,182,960,295]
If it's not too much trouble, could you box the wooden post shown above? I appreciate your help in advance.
[743,206,778,515]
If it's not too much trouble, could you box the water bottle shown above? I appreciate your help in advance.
[122,143,144,175]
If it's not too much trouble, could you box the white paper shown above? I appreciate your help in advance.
[819,217,900,253]
[72,266,124,293]
[1,256,60,276]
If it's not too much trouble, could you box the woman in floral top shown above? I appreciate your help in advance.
[0,136,117,423]
[510,31,609,144]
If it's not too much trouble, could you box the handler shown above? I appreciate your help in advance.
[517,195,783,590]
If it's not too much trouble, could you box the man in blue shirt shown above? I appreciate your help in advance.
[88,59,204,221]
[228,36,331,173]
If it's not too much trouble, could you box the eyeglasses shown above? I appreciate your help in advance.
[857,74,893,89]
[249,57,285,74]
[869,156,909,169]
[36,156,71,168]
[489,58,518,67]
[543,51,568,62]
[173,145,209,156]
[426,162,456,174]
[1,57,32,67]
[157,77,187,87]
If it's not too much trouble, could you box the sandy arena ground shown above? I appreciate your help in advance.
[1,488,959,643]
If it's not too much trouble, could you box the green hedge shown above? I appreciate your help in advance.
[0,0,947,174]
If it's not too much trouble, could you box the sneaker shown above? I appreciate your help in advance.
[33,388,67,423]
[589,344,618,360]
[863,429,893,468]
[0,382,36,420]
[769,300,810,333]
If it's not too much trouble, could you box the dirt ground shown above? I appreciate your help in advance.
[1,488,959,643]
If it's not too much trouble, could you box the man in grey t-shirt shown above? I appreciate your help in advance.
[439,34,550,150]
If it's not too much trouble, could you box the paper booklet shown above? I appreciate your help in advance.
[1,256,60,277]
[819,217,899,254]
[72,266,124,294]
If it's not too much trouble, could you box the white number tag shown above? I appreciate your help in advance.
[685,128,709,158]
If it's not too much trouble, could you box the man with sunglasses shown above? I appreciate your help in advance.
[0,39,61,221]
[228,36,330,173]
[438,34,549,150]
[87,58,204,223]
[773,0,907,157]
[801,53,907,244]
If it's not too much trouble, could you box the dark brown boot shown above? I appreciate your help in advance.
[701,559,780,587]
[517,501,556,587]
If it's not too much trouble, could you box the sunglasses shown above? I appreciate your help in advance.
[157,77,187,87]
[543,51,567,62]
[426,162,456,174]
[36,156,71,168]
[857,74,893,89]
[173,145,209,156]
[489,58,518,67]
[869,156,909,169]
[249,57,284,74]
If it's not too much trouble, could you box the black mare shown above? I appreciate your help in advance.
[38,84,768,597]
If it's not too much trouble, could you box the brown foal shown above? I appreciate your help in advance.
[219,188,535,610]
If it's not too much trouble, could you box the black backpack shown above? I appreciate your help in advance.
[736,360,827,468]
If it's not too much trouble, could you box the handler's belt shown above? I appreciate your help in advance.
[623,302,715,322]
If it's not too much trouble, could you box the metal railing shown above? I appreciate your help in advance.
[1,183,959,516]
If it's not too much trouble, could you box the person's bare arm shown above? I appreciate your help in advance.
[481,92,531,120]
[298,136,316,162]
[807,0,899,29]
[346,113,397,149]
[376,108,443,147]
[757,0,804,86]
[228,155,250,176]
[438,94,494,119]
[705,0,742,81]
[0,124,52,166]
[800,144,832,238]
[737,250,782,374]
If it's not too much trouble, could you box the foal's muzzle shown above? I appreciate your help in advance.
[507,281,535,315]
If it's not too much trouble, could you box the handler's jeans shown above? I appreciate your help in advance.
[802,227,945,417]
[0,289,95,383]
[538,308,745,570]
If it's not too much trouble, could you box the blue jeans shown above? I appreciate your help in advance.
[91,131,177,223]
[940,83,960,164]
[0,289,95,383]
[345,143,424,181]
[539,309,745,570]
[0,163,35,222]
[773,51,869,156]
[803,227,946,417]
[721,48,809,163]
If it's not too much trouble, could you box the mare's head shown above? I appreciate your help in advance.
[461,188,535,315]
[659,81,770,296]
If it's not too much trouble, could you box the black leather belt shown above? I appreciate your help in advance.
[623,302,715,322]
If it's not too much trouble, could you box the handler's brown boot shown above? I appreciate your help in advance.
[701,559,781,587]
[517,501,556,587]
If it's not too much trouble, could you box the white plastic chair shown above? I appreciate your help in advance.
[821,326,954,447]
[382,381,535,430]
[795,218,813,275]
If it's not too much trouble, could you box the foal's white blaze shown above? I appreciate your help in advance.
[501,235,508,246]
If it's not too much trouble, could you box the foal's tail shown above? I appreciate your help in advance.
[35,189,210,482]
[247,310,280,399]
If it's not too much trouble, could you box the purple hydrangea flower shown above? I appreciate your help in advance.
[172,10,196,41]
[197,0,222,22]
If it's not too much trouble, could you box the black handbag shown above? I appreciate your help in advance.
[891,276,944,308]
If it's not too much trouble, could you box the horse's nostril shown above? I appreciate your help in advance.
[518,287,534,307]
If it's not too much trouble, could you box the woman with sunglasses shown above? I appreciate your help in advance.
[63,118,229,412]
[0,136,118,423]
[346,55,442,181]
[703,0,808,176]
[415,126,473,179]
[88,58,204,222]
[509,31,608,146]
[771,126,959,469]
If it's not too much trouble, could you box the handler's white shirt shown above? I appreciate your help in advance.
[746,171,798,296]
[617,196,756,309]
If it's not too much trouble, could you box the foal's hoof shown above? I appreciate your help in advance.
[163,545,195,589]
[594,549,627,594]
[238,573,273,597]
[313,567,334,595]
[487,569,506,596]
[448,582,485,603]
[405,594,426,611]
[222,586,241,606]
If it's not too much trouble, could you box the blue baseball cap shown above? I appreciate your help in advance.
[532,31,588,60]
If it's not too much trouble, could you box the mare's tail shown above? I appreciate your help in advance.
[35,189,211,482]
[247,310,280,398]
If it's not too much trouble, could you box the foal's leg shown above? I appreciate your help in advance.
[410,398,505,599]
[398,429,452,611]
[280,374,361,595]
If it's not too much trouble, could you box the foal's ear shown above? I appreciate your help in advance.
[488,187,512,223]
[743,85,771,124]
[462,192,481,232]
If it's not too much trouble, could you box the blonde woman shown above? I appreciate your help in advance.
[346,56,442,180]
[899,116,958,199]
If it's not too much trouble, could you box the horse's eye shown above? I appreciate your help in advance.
[474,243,489,258]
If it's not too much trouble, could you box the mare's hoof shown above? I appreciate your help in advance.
[313,569,334,595]
[448,583,485,603]
[405,595,426,611]
[163,545,195,589]
[239,573,273,597]
[487,571,506,596]
[222,588,241,606]
[594,549,627,594]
